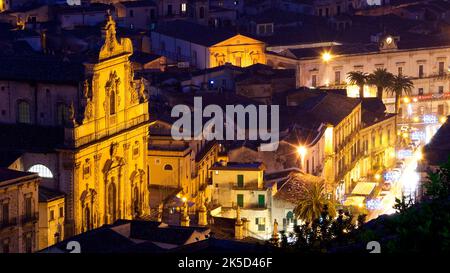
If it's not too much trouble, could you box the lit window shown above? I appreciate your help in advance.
[181,3,187,13]
[18,100,31,124]
[28,164,53,178]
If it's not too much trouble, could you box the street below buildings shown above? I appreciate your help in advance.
[366,122,441,221]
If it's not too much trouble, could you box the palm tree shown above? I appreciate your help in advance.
[387,75,414,114]
[347,71,368,98]
[368,68,394,100]
[293,177,336,224]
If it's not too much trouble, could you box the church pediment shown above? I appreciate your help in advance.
[98,13,133,61]
[212,34,265,47]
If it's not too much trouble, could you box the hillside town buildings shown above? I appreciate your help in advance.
[0,0,449,252]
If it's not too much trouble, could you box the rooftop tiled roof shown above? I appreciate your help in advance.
[210,161,265,171]
[39,186,65,202]
[0,56,84,84]
[154,20,238,47]
[0,168,37,185]
[119,0,156,8]
[0,123,65,153]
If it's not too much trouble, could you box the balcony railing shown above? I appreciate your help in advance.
[0,217,17,229]
[66,114,148,148]
[21,213,38,225]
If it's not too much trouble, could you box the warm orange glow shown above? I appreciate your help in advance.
[440,116,447,124]
[321,51,333,62]
[297,146,307,158]
[413,116,420,123]
[403,97,410,104]
[374,174,381,181]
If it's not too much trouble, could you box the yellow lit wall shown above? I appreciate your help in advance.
[209,35,266,68]
[38,197,65,250]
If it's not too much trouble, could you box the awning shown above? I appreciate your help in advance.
[351,182,377,196]
[343,196,366,207]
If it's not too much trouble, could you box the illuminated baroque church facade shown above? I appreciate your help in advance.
[62,15,150,235]
[0,15,150,238]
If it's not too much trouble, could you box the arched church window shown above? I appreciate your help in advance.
[108,182,117,222]
[28,164,53,178]
[17,100,31,124]
[164,164,173,171]
[133,186,140,216]
[85,206,91,231]
[56,103,69,125]
[110,91,116,115]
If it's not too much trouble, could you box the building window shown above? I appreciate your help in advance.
[83,162,90,179]
[108,182,117,222]
[236,194,244,207]
[439,86,444,94]
[164,164,173,171]
[49,210,55,221]
[110,91,116,115]
[398,66,403,76]
[17,100,31,124]
[235,56,241,67]
[311,75,317,87]
[199,7,205,19]
[335,71,341,85]
[132,141,140,158]
[59,207,64,218]
[181,3,187,14]
[2,203,9,225]
[57,104,69,126]
[418,88,424,95]
[129,9,134,17]
[237,174,244,187]
[439,62,445,76]
[167,4,173,16]
[438,104,444,115]
[418,64,424,78]
[192,50,197,66]
[255,217,265,231]
[258,194,265,208]
[25,233,32,253]
[28,164,53,178]
[1,239,9,254]
[25,197,32,220]
[150,9,155,20]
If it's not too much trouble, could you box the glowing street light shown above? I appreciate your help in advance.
[403,97,410,104]
[297,146,307,158]
[321,51,333,63]
[440,116,448,124]
[374,173,381,181]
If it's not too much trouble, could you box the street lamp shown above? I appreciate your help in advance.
[297,146,307,158]
[297,146,307,170]
[403,97,411,104]
[321,51,333,63]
